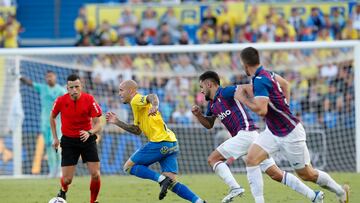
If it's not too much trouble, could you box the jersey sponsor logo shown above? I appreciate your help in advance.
[140,96,145,103]
[217,110,231,120]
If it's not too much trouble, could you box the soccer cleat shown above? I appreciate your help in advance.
[94,201,99,203]
[221,187,245,203]
[57,189,67,200]
[159,176,174,200]
[312,191,324,203]
[337,184,350,203]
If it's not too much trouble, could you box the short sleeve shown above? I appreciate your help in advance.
[51,97,62,117]
[33,82,43,93]
[221,86,236,99]
[205,102,213,116]
[253,77,271,97]
[131,94,148,107]
[89,95,102,117]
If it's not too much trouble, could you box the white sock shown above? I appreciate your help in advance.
[157,175,165,183]
[195,198,204,203]
[246,166,264,203]
[213,161,240,189]
[316,169,344,196]
[282,172,315,200]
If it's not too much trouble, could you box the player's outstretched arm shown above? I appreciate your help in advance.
[146,94,159,116]
[106,112,142,135]
[20,76,33,86]
[236,84,254,98]
[191,105,216,129]
[274,74,290,103]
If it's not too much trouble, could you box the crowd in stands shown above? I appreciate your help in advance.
[74,4,360,47]
[0,13,22,48]
[70,46,354,131]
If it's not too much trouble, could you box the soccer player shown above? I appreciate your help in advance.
[51,74,102,203]
[192,71,313,203]
[236,47,349,203]
[21,71,66,178]
[106,80,206,203]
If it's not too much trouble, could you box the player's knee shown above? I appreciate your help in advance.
[63,177,72,185]
[246,156,261,166]
[91,171,100,180]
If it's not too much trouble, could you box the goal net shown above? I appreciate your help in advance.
[0,41,359,177]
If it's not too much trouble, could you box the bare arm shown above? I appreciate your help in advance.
[274,74,290,103]
[235,86,269,117]
[50,112,59,149]
[191,105,216,129]
[88,116,102,135]
[20,76,33,86]
[106,112,142,135]
[146,94,159,116]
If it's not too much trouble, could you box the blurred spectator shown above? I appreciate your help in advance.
[4,15,22,48]
[158,32,174,45]
[275,17,296,42]
[341,19,359,40]
[351,5,360,31]
[178,30,190,45]
[160,7,180,39]
[135,31,152,46]
[140,7,158,38]
[173,55,196,73]
[217,22,233,43]
[288,8,304,38]
[306,8,325,40]
[172,105,192,125]
[316,28,333,41]
[330,8,345,39]
[118,7,138,38]
[201,7,217,30]
[235,29,250,43]
[196,23,215,43]
[75,7,96,37]
[156,22,175,44]
[259,15,276,42]
[133,53,155,71]
[216,4,236,37]
[320,63,338,78]
[95,20,118,46]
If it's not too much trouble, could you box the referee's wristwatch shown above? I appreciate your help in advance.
[87,131,95,137]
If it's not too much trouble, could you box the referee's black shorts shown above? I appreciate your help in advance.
[60,135,100,167]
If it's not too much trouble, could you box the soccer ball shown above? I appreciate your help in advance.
[48,197,67,203]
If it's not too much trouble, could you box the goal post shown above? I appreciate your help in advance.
[0,40,359,178]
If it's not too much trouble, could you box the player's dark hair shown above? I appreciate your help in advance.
[240,47,260,66]
[199,71,220,85]
[67,74,80,82]
[46,70,55,75]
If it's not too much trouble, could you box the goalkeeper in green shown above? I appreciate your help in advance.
[21,71,66,177]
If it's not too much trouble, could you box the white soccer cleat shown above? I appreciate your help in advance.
[221,187,245,203]
[312,191,324,203]
[337,184,350,203]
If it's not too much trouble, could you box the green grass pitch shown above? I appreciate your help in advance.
[0,173,358,203]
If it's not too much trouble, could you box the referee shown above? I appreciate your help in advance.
[50,74,102,203]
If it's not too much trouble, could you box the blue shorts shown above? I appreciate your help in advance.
[130,141,179,173]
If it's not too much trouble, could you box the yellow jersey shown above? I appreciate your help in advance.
[130,93,177,142]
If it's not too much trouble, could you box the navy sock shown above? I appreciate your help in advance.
[171,182,200,203]
[129,165,160,182]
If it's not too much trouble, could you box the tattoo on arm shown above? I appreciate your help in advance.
[115,119,142,135]
[146,94,159,107]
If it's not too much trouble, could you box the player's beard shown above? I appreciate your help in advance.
[205,92,211,101]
